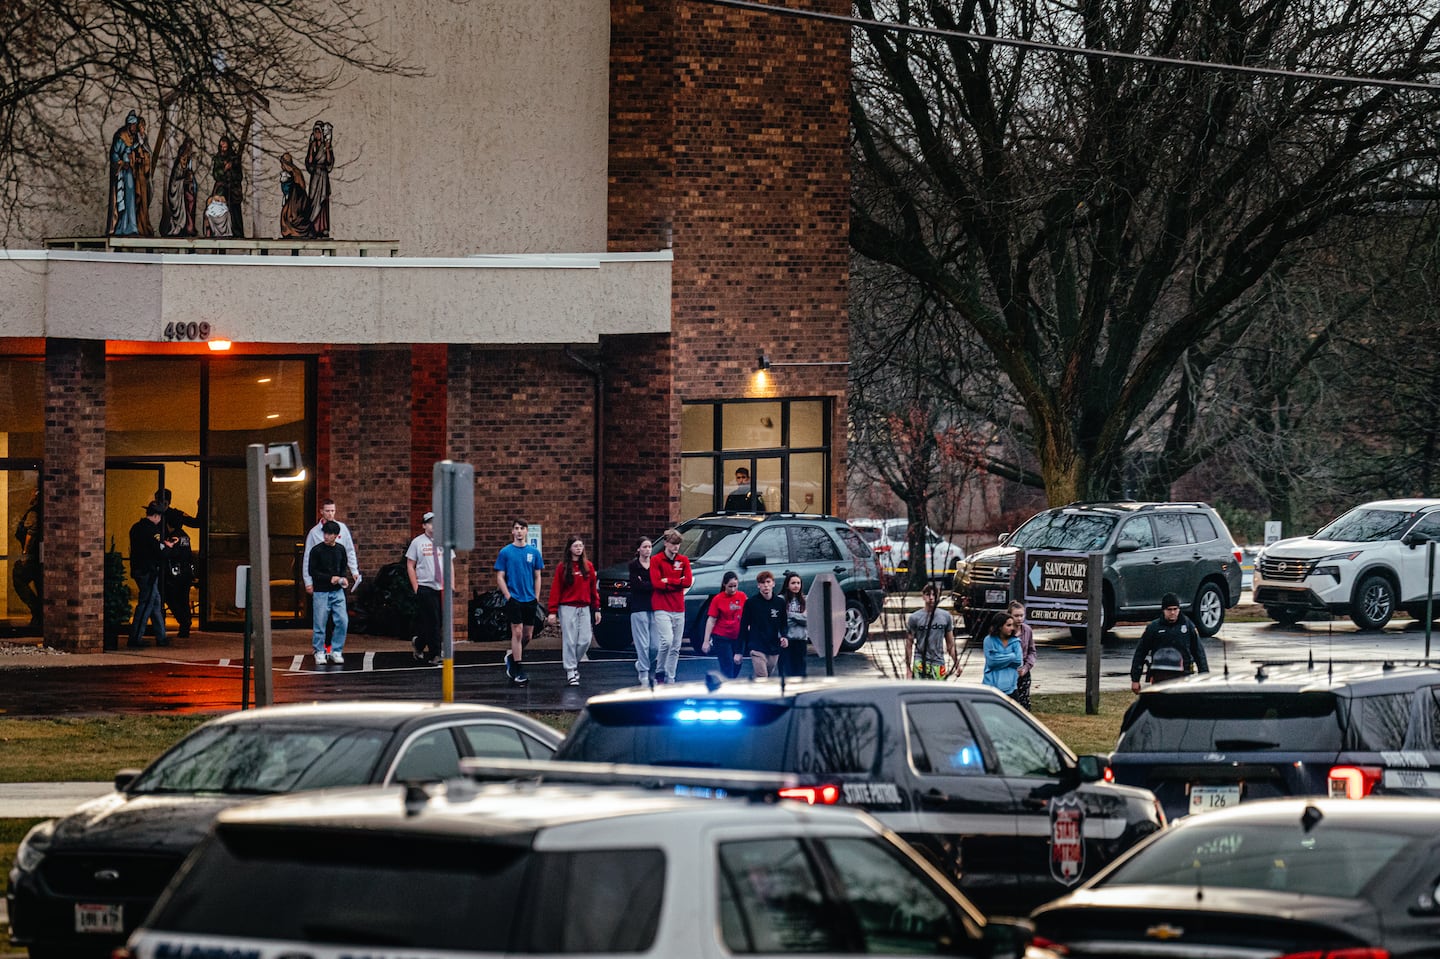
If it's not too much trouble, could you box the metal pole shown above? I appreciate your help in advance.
[823,579,835,677]
[441,520,455,703]
[1085,553,1103,714]
[242,599,251,710]
[246,444,275,707]
[1425,539,1435,661]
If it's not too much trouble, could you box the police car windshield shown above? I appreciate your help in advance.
[557,701,795,770]
[129,724,390,795]
[1007,511,1115,551]
[1114,693,1342,753]
[1314,507,1417,543]
[678,522,749,566]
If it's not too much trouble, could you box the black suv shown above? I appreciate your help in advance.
[1109,660,1440,821]
[955,501,1243,638]
[555,677,1165,915]
[594,512,885,653]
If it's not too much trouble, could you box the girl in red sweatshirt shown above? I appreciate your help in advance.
[547,535,600,686]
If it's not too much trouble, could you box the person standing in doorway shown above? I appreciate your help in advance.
[906,583,957,679]
[154,488,199,638]
[649,528,692,683]
[496,519,544,686]
[406,511,444,665]
[303,498,360,654]
[546,535,601,687]
[308,521,350,665]
[628,536,657,685]
[738,570,786,678]
[1009,600,1037,708]
[128,501,177,648]
[12,489,42,629]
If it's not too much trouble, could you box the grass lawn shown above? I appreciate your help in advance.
[0,696,1124,950]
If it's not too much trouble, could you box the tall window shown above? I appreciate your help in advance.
[680,399,830,519]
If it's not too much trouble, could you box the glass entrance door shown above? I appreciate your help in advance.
[205,466,309,626]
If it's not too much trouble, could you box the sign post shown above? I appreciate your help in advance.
[433,461,475,702]
[806,572,845,676]
[1020,549,1105,714]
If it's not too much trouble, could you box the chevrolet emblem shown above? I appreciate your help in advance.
[1145,923,1185,941]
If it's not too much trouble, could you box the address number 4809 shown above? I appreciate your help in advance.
[164,321,212,341]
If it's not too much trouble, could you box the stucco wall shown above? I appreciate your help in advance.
[6,0,611,256]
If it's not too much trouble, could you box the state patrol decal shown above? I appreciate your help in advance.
[1049,795,1086,885]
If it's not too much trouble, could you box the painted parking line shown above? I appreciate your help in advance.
[363,650,376,671]
[290,654,305,671]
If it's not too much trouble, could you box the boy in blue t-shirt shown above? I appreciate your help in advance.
[495,519,544,686]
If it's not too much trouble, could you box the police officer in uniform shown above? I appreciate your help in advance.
[1129,592,1209,691]
[154,488,198,638]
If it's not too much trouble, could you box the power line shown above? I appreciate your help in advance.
[696,0,1440,93]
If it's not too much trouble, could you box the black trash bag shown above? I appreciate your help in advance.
[348,558,418,638]
[468,588,545,642]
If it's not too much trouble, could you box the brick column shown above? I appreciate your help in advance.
[44,339,107,652]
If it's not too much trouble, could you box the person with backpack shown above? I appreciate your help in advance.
[1130,592,1210,691]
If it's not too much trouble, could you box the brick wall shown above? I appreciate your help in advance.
[610,0,853,517]
[43,339,107,652]
[600,333,673,562]
[411,343,449,522]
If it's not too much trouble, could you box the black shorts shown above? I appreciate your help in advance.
[504,598,537,625]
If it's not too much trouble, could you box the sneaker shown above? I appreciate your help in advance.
[511,665,530,687]
[411,637,425,662]
[655,670,668,685]
[504,650,515,679]
[314,651,327,665]
[428,655,442,666]
[330,651,345,665]
[567,672,580,686]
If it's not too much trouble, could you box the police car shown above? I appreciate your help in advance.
[116,762,1055,959]
[554,678,1166,915]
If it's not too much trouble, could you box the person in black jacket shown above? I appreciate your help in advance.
[153,488,199,638]
[628,537,658,685]
[1130,592,1209,691]
[739,570,787,678]
[128,502,177,648]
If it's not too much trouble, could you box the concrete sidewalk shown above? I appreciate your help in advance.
[0,781,112,817]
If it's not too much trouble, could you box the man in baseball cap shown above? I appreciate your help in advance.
[1130,591,1210,690]
[406,511,444,663]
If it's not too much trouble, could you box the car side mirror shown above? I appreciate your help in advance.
[1074,754,1106,783]
[1116,539,1141,553]
[981,917,1034,959]
[998,532,1010,545]
[114,768,142,791]
[742,552,766,567]
[1402,531,1433,549]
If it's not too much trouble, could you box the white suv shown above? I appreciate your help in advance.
[851,517,966,587]
[119,762,1049,959]
[1253,499,1440,629]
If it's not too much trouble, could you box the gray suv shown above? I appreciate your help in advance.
[594,512,886,653]
[954,501,1243,638]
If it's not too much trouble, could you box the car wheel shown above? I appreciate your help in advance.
[839,599,869,652]
[1192,581,1226,636]
[1350,573,1396,631]
[1266,606,1303,627]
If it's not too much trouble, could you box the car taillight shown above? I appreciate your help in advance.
[1328,765,1383,799]
[1102,765,1114,782]
[1275,950,1389,959]
[1233,547,1244,563]
[111,950,135,959]
[777,784,842,805]
[1030,935,1069,955]
[875,545,891,554]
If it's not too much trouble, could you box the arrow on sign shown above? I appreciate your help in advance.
[1029,562,1044,591]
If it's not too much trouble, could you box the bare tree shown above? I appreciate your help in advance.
[0,0,417,235]
[850,0,1440,505]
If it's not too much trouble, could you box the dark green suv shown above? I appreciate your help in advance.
[593,512,886,653]
[954,501,1243,638]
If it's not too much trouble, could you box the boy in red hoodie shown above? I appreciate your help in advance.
[650,528,692,683]
[546,535,601,686]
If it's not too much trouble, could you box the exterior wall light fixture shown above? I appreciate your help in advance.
[756,351,849,371]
